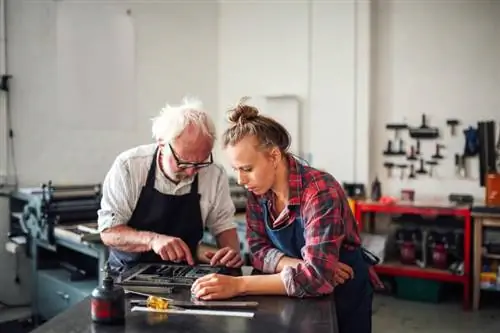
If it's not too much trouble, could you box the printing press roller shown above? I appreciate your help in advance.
[20,181,102,244]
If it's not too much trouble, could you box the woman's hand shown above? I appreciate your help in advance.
[334,262,354,286]
[191,273,243,300]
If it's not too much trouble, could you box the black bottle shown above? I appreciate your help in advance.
[91,264,126,325]
[370,176,382,201]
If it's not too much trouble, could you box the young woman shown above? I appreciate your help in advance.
[192,99,382,333]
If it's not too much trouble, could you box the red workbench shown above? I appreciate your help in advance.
[354,200,472,310]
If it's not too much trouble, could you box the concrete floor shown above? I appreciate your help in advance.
[373,294,500,333]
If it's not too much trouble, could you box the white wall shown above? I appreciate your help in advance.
[218,1,371,184]
[6,0,219,186]
[371,0,500,200]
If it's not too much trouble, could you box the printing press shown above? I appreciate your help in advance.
[7,181,109,325]
[18,181,102,247]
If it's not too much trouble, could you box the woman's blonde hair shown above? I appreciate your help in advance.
[222,97,291,153]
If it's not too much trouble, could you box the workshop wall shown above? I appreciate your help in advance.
[217,1,371,184]
[370,0,500,200]
[5,0,219,186]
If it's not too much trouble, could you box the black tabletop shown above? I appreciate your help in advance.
[31,287,338,333]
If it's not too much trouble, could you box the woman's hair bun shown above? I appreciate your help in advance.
[227,97,259,125]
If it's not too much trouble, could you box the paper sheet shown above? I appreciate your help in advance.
[131,306,255,318]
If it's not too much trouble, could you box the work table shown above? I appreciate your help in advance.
[31,293,337,333]
[30,266,338,333]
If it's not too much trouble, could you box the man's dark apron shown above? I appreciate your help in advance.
[108,147,204,272]
[261,200,374,333]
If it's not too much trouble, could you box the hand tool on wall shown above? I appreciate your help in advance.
[416,139,421,155]
[409,114,440,139]
[407,145,418,161]
[478,121,498,187]
[386,123,408,140]
[454,154,467,178]
[408,164,416,179]
[431,143,445,159]
[397,164,408,180]
[463,126,479,157]
[397,139,406,155]
[425,160,438,177]
[416,158,428,175]
[446,119,460,136]
[383,162,395,177]
[383,140,405,156]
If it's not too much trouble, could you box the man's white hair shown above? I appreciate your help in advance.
[151,96,216,144]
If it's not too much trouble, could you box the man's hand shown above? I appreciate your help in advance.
[334,262,354,286]
[205,247,244,268]
[150,235,195,265]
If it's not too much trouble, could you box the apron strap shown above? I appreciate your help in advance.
[360,247,380,265]
[190,174,199,194]
[145,146,160,188]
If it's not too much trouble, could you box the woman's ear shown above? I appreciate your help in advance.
[270,147,282,168]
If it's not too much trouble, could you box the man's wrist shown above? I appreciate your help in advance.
[146,232,159,251]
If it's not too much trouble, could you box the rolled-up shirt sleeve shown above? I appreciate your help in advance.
[205,168,237,236]
[280,188,345,297]
[97,157,135,232]
[246,193,285,273]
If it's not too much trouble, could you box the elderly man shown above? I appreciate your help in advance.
[98,97,243,272]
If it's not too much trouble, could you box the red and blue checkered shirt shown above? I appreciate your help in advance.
[246,155,379,297]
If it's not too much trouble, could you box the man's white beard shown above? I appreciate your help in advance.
[160,153,191,182]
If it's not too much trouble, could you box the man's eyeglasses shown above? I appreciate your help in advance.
[168,143,213,169]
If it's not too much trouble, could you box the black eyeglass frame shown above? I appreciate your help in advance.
[168,143,213,169]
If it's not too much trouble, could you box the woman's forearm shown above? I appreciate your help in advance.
[237,274,288,296]
[275,256,304,272]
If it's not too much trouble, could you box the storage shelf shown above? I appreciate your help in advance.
[375,261,465,283]
[483,253,500,260]
[354,200,472,310]
[356,201,470,217]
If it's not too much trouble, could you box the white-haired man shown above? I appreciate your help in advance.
[98,98,243,272]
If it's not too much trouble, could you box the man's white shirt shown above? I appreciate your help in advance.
[97,144,237,237]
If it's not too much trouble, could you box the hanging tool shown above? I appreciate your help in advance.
[478,121,497,187]
[386,123,408,140]
[415,139,421,155]
[409,114,440,139]
[446,119,460,136]
[383,140,404,156]
[408,164,416,179]
[383,162,395,177]
[397,164,408,180]
[431,143,445,159]
[454,154,467,178]
[425,160,438,177]
[416,158,427,175]
[407,145,418,161]
[463,126,479,157]
[397,139,406,155]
